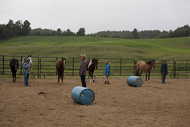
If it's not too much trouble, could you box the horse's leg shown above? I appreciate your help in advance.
[136,68,139,76]
[90,71,94,83]
[58,72,60,83]
[139,71,142,76]
[148,72,150,82]
[145,72,147,82]
[12,72,14,82]
[92,71,95,82]
[90,72,92,83]
[61,71,64,83]
[15,70,17,82]
[11,70,14,82]
[13,71,16,83]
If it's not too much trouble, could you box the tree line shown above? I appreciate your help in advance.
[30,28,85,36]
[0,19,85,40]
[0,20,31,39]
[0,19,189,40]
[90,25,190,39]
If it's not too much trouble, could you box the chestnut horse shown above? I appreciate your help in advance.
[56,57,67,83]
[88,59,98,83]
[136,60,156,82]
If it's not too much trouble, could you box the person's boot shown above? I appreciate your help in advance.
[104,81,107,84]
[107,81,110,84]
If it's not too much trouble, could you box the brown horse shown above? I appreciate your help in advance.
[136,60,156,82]
[56,57,67,83]
[88,59,98,83]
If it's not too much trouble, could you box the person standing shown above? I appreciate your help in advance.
[79,54,88,87]
[161,59,168,83]
[23,58,31,86]
[104,60,111,84]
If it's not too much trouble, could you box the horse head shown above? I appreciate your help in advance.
[92,59,98,69]
[62,57,67,67]
[151,59,156,69]
[15,60,18,70]
[11,58,19,70]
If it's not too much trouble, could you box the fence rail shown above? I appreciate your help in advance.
[0,55,190,78]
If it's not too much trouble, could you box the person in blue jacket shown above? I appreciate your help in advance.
[161,59,168,83]
[23,58,31,86]
[104,60,110,84]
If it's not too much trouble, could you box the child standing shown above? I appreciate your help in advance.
[161,59,168,83]
[104,60,110,84]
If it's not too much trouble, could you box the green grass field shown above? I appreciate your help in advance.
[0,36,190,59]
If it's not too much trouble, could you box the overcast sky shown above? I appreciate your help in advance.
[1,0,190,33]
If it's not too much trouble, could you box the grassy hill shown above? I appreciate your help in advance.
[0,36,190,59]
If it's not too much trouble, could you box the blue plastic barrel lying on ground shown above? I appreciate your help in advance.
[71,86,95,105]
[127,76,143,87]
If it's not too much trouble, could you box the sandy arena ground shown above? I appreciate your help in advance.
[0,77,190,127]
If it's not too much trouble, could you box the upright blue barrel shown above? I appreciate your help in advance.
[71,86,95,105]
[127,76,143,87]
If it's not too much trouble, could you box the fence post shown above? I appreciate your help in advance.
[3,56,4,75]
[173,59,176,79]
[134,58,136,76]
[186,60,187,78]
[38,56,40,78]
[20,56,23,75]
[56,57,58,76]
[72,57,74,76]
[120,59,122,76]
[40,57,42,78]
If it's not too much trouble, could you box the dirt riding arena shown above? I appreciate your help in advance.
[0,77,190,127]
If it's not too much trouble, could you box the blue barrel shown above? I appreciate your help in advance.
[71,86,95,105]
[127,76,143,87]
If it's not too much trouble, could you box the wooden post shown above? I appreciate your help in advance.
[173,60,176,79]
[38,56,40,78]
[20,56,23,75]
[134,59,136,76]
[40,58,42,78]
[120,59,122,76]
[3,56,4,75]
[72,57,74,76]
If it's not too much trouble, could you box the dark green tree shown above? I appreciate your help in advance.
[0,24,7,39]
[132,28,139,39]
[57,28,62,36]
[76,28,85,36]
[21,20,31,35]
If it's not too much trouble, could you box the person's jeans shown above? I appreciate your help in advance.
[80,75,86,87]
[162,73,166,83]
[24,72,29,86]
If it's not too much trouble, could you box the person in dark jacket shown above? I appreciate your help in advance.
[104,60,111,84]
[79,54,88,87]
[161,59,168,83]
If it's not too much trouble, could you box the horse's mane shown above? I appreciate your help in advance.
[146,60,155,65]
[88,60,92,68]
[146,61,152,65]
